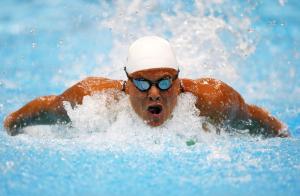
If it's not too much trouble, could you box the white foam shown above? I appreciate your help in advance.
[21,91,221,152]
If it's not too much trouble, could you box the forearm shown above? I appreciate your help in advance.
[3,95,69,135]
[247,104,289,137]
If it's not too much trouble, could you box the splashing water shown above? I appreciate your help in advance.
[20,92,216,152]
[98,0,254,81]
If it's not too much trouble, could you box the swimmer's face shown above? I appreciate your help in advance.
[126,68,181,127]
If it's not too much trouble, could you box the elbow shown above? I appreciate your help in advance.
[3,114,21,136]
[3,114,13,132]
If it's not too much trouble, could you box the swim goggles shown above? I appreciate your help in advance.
[124,67,179,92]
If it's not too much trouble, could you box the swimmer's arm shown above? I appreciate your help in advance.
[3,77,124,135]
[246,104,289,137]
[3,95,68,136]
[181,78,288,137]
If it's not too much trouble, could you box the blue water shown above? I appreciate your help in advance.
[1,0,300,195]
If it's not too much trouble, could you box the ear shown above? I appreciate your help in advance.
[179,79,184,93]
[123,80,130,94]
[174,79,183,95]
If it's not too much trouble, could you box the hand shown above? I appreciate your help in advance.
[277,126,290,137]
[3,113,20,136]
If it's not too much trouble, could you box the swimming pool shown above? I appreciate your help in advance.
[1,0,299,195]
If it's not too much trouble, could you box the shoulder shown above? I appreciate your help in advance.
[180,77,241,101]
[60,77,124,102]
[76,77,124,92]
[180,78,246,120]
[180,78,232,93]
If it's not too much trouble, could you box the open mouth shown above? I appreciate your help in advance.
[147,105,163,115]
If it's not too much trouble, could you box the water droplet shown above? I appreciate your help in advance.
[57,40,63,48]
[32,42,37,48]
[102,12,108,18]
[145,2,152,9]
[30,28,36,34]
[269,20,277,26]
[6,161,14,170]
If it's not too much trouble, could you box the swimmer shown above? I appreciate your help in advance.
[3,36,289,137]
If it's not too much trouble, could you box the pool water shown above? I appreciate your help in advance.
[0,0,300,195]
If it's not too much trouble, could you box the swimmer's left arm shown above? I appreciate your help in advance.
[246,104,289,137]
[181,78,289,137]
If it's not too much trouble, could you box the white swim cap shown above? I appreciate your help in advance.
[126,36,178,73]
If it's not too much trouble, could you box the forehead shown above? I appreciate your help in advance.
[130,68,178,80]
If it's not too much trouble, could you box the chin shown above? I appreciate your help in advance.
[144,115,166,127]
[147,120,164,127]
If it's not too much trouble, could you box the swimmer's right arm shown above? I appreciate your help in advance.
[3,95,67,136]
[3,77,124,135]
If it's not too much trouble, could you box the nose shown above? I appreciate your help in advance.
[148,85,161,101]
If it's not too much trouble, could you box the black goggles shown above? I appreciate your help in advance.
[124,67,179,92]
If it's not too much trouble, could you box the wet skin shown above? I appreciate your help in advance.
[3,68,288,137]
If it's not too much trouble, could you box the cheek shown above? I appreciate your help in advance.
[129,84,146,102]
[129,89,148,115]
[129,95,144,108]
[162,92,178,113]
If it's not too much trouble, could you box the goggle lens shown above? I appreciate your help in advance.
[133,79,150,91]
[133,78,172,91]
[124,67,179,92]
[158,79,172,90]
